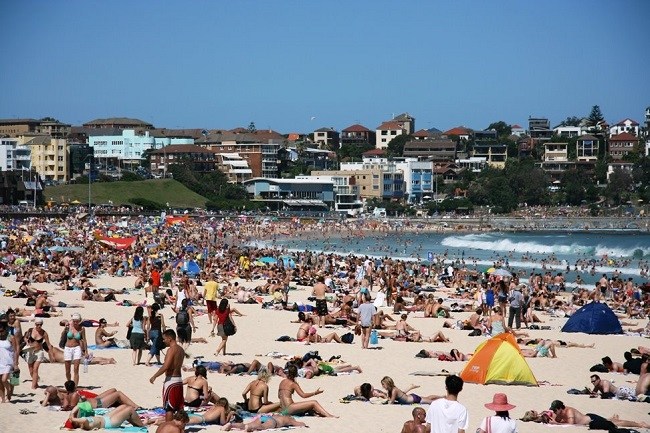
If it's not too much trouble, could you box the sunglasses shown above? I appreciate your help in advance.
[35,323,43,326]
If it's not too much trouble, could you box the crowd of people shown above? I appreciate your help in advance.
[0,213,648,432]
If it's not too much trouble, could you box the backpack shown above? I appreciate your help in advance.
[341,332,354,344]
[176,309,189,326]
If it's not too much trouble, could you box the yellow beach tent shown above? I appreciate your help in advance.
[460,333,538,386]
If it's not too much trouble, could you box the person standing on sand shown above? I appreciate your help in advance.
[312,276,328,328]
[203,273,219,325]
[150,329,186,421]
[426,375,468,433]
[357,293,376,349]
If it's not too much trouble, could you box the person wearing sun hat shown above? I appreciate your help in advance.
[477,393,517,433]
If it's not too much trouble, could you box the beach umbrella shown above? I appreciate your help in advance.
[486,267,496,274]
[492,269,512,277]
[47,246,66,252]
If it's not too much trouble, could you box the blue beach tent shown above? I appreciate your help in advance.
[561,301,623,334]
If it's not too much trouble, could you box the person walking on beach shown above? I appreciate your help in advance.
[357,293,376,349]
[312,276,328,328]
[150,329,186,421]
[476,393,517,433]
[63,313,88,386]
[426,375,468,433]
[203,273,218,324]
[507,285,523,330]
[212,299,243,356]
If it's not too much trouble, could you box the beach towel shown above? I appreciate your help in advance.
[410,370,454,376]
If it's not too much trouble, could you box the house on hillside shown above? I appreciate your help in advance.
[609,118,639,137]
[375,121,406,150]
[341,124,375,147]
[150,144,217,177]
[608,132,638,160]
[313,127,339,150]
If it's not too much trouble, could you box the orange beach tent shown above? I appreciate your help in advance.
[460,333,538,386]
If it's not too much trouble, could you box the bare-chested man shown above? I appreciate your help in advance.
[549,400,648,430]
[401,407,430,433]
[150,329,186,421]
[312,276,328,328]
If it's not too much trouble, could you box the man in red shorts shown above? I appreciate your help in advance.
[203,273,219,325]
[150,329,185,421]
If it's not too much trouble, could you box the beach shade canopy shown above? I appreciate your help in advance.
[561,301,623,334]
[460,333,538,386]
[259,256,277,264]
[183,260,201,277]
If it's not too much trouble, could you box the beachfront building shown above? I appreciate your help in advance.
[403,137,457,161]
[0,138,32,171]
[456,156,487,173]
[528,117,553,144]
[0,118,70,138]
[215,153,253,184]
[89,129,158,169]
[243,177,334,211]
[340,124,375,148]
[282,147,336,171]
[576,135,599,163]
[472,143,508,168]
[296,174,363,215]
[609,118,639,137]
[18,135,69,182]
[149,144,217,177]
[553,125,584,138]
[608,132,638,160]
[375,121,406,150]
[313,127,339,150]
[196,129,283,178]
[510,124,525,137]
[313,159,404,201]
[444,126,472,141]
[645,107,650,137]
[537,142,574,182]
[83,117,154,131]
[150,128,199,148]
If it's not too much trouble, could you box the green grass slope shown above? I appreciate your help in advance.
[45,179,208,208]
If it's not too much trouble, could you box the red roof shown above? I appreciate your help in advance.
[413,129,431,137]
[609,132,638,141]
[342,124,370,132]
[444,126,471,136]
[376,121,403,131]
[511,124,522,129]
[362,149,386,157]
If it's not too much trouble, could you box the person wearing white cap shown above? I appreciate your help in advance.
[477,393,517,433]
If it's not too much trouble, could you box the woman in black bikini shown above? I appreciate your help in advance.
[241,367,281,413]
[183,365,219,407]
[381,376,442,405]
[24,318,54,389]
[277,364,337,417]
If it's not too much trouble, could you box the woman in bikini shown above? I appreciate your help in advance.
[381,376,442,405]
[241,367,281,413]
[66,404,149,430]
[24,317,54,389]
[277,364,337,417]
[63,313,88,386]
[183,365,219,407]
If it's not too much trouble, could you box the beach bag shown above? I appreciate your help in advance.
[341,332,354,344]
[354,324,362,336]
[223,316,236,336]
[468,329,482,336]
[176,309,189,326]
[370,329,378,345]
[126,325,133,340]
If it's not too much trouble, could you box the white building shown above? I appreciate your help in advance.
[89,129,160,166]
[297,174,363,215]
[609,118,640,137]
[375,121,406,149]
[553,126,584,138]
[0,138,31,171]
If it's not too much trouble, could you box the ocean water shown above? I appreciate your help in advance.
[270,231,650,285]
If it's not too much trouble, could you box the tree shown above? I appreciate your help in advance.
[337,143,375,162]
[604,168,633,205]
[247,122,256,133]
[386,134,413,158]
[558,116,582,127]
[586,105,605,127]
[486,121,512,139]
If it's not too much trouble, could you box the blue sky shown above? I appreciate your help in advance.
[1,0,649,134]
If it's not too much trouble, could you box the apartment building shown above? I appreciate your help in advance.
[609,118,639,137]
[0,118,70,138]
[313,127,339,150]
[375,121,406,149]
[0,138,31,171]
[403,137,457,161]
[149,144,217,176]
[576,135,599,162]
[319,158,405,200]
[19,136,69,182]
[528,117,553,144]
[243,177,333,211]
[608,132,638,160]
[83,117,154,131]
[215,153,253,183]
[89,129,157,167]
[341,124,375,147]
[472,143,507,168]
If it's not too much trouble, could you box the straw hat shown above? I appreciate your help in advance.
[484,393,515,411]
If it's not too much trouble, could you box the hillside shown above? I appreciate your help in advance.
[45,179,208,208]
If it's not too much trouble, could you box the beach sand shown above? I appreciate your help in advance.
[0,274,648,433]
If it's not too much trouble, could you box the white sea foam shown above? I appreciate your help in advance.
[440,235,593,255]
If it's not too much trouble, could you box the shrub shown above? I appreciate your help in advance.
[128,197,163,211]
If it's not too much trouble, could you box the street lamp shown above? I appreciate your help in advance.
[84,154,93,214]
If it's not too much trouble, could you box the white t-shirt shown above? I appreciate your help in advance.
[479,416,517,433]
[426,398,469,433]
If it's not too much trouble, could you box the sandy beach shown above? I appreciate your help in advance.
[0,270,649,433]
